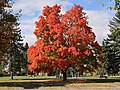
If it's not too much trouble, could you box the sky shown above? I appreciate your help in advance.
[12,0,115,46]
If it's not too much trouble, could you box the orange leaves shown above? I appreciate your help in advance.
[52,4,61,13]
[53,40,61,47]
[36,16,47,29]
[57,46,82,58]
[58,59,69,70]
[27,45,36,62]
[68,46,79,56]
[78,19,86,26]
[34,16,47,38]
[42,4,61,30]
[37,54,46,63]
[57,47,68,56]
[47,12,60,26]
[27,44,45,63]
[42,5,52,16]
[52,24,65,34]
[52,59,69,70]
[42,4,61,17]
[61,4,84,26]
[27,4,102,74]
[35,39,42,46]
[88,32,96,41]
[44,45,56,53]
[84,50,92,56]
[66,26,79,35]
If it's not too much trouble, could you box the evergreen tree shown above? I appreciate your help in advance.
[19,43,29,75]
[0,0,23,79]
[0,0,13,60]
[103,10,120,75]
[11,43,29,76]
[114,0,120,10]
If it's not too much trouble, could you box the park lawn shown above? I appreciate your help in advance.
[0,76,56,81]
[65,83,115,88]
[0,76,120,89]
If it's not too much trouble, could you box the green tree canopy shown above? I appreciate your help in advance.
[103,10,120,75]
[0,0,21,59]
[0,0,24,79]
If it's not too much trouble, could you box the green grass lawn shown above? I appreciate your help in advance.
[0,76,120,89]
[0,76,56,81]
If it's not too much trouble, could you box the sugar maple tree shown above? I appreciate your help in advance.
[27,4,103,81]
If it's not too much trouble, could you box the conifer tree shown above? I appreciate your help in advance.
[0,0,23,79]
[103,10,120,75]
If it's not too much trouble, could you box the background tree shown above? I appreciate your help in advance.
[103,10,120,75]
[27,4,103,81]
[10,43,29,76]
[114,0,120,10]
[0,0,23,79]
[19,43,29,75]
[0,0,12,62]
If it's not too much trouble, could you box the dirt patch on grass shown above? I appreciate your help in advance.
[65,83,115,88]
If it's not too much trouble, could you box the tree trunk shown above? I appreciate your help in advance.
[10,62,13,79]
[10,54,13,80]
[62,70,67,81]
[10,70,13,80]
[18,60,21,76]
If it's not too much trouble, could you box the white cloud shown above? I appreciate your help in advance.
[13,0,72,17]
[13,0,72,46]
[12,0,114,46]
[19,18,38,46]
[20,18,38,34]
[85,10,113,45]
[22,34,36,46]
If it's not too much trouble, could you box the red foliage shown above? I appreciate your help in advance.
[27,4,102,74]
[0,58,6,63]
[84,50,92,56]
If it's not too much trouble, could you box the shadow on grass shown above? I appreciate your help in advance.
[0,78,120,89]
[0,80,66,89]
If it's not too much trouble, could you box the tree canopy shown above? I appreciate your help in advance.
[27,4,103,81]
[0,0,21,60]
[103,10,120,75]
[0,0,24,79]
